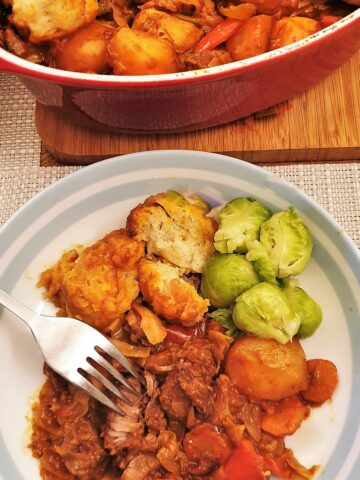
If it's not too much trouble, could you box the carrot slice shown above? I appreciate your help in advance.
[261,395,309,437]
[301,359,338,405]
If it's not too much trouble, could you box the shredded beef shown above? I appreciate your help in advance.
[180,50,232,71]
[144,372,167,432]
[160,371,192,422]
[103,377,144,455]
[176,338,218,415]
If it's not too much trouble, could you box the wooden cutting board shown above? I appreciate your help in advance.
[37,50,360,166]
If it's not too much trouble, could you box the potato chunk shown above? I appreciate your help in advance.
[270,17,320,50]
[225,335,308,401]
[54,21,114,73]
[108,27,179,75]
[133,9,202,54]
[10,0,98,43]
[226,15,273,61]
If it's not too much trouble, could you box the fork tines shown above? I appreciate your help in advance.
[74,344,142,416]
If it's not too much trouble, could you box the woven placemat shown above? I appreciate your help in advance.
[0,73,359,247]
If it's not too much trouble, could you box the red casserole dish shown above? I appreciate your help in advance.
[0,10,359,134]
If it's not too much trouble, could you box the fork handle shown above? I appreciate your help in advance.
[0,287,35,327]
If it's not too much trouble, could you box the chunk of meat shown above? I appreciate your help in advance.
[160,371,192,422]
[181,49,232,70]
[3,27,44,63]
[127,192,217,273]
[121,454,161,480]
[138,259,209,327]
[54,417,108,478]
[112,0,135,26]
[144,372,167,432]
[211,375,238,430]
[177,338,218,414]
[225,335,308,401]
[10,0,98,43]
[211,375,262,443]
[62,229,144,333]
[31,371,108,480]
[137,0,222,26]
[103,377,143,454]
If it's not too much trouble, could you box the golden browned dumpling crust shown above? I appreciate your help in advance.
[10,0,99,43]
[138,258,209,327]
[127,192,217,273]
[38,249,79,310]
[42,229,145,333]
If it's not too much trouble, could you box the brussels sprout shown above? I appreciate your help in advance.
[232,282,300,344]
[214,198,272,254]
[201,253,260,308]
[246,240,277,285]
[260,207,313,278]
[283,280,322,338]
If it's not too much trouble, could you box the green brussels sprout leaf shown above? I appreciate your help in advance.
[246,240,278,285]
[260,207,313,278]
[209,309,241,338]
[232,282,300,344]
[201,253,260,308]
[214,198,272,254]
[283,280,322,338]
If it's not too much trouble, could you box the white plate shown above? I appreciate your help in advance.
[0,151,359,480]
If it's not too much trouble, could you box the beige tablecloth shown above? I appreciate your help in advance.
[0,73,359,248]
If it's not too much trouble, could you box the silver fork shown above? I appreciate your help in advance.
[0,287,142,415]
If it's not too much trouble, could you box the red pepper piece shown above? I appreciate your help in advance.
[194,18,242,53]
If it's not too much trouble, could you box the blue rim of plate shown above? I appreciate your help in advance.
[0,150,359,480]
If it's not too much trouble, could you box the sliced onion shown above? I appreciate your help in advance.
[132,304,167,345]
[111,338,150,358]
